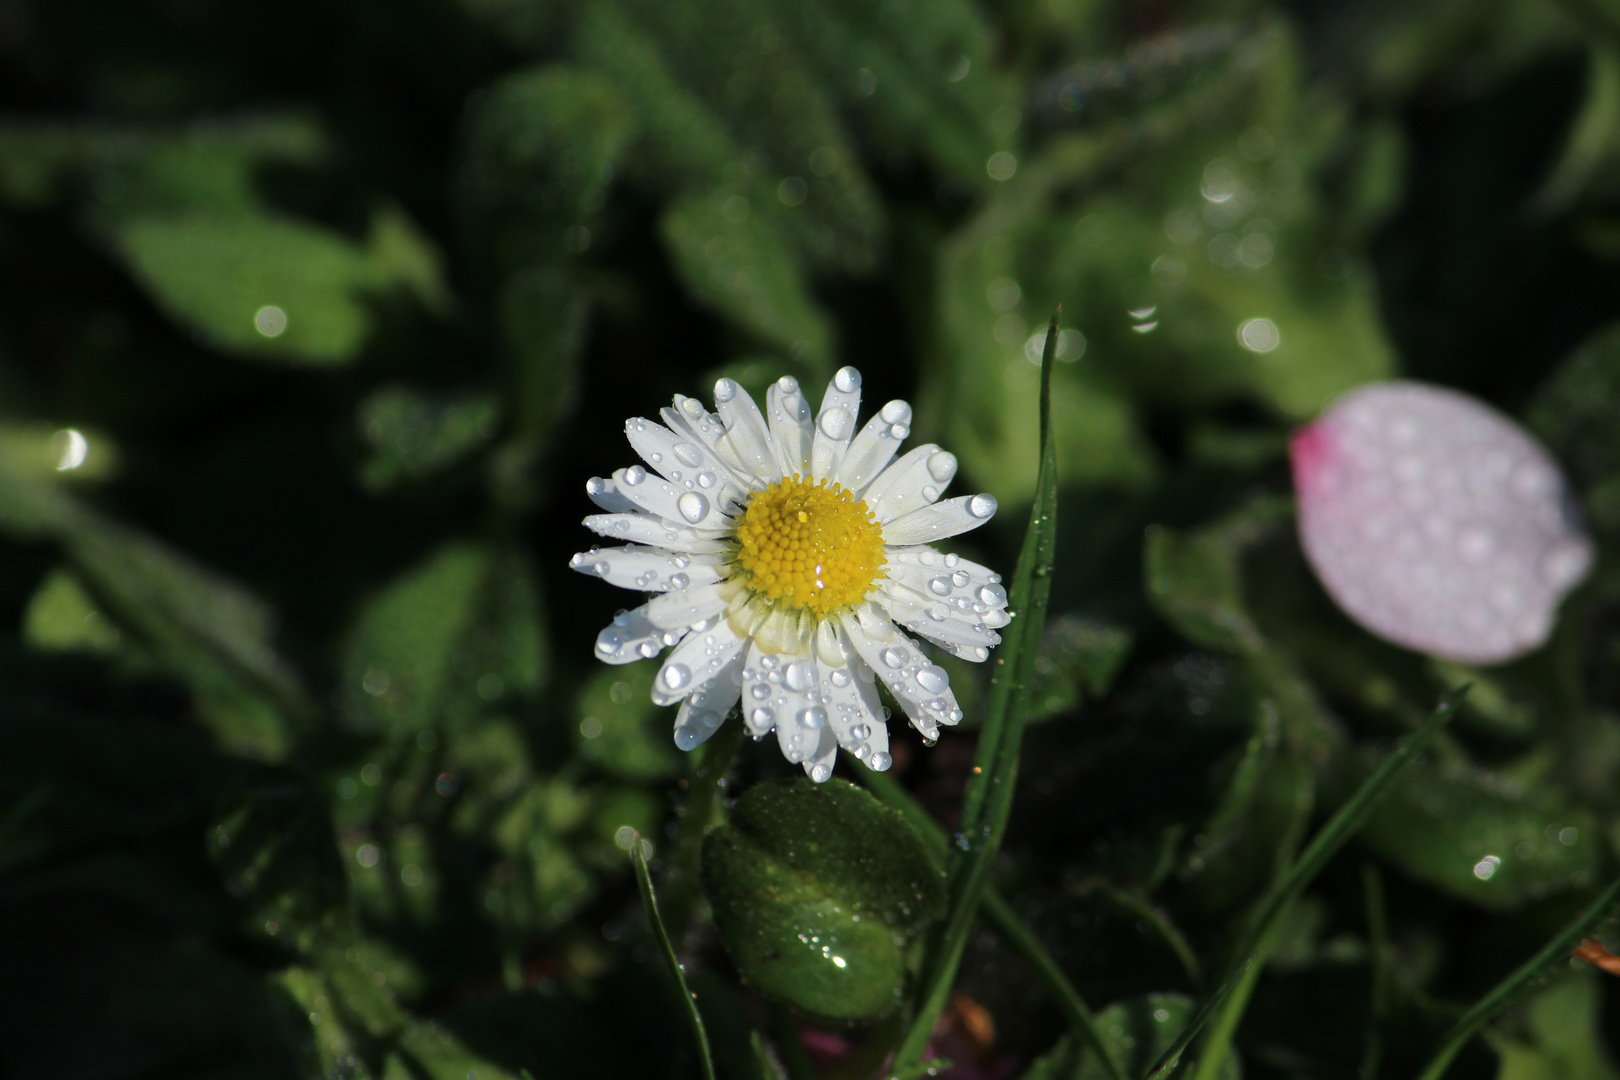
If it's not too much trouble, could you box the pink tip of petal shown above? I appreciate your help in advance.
[1294,381,1592,665]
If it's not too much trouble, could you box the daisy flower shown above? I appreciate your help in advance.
[570,367,1009,781]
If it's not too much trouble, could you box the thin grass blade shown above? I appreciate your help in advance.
[1139,687,1467,1080]
[630,831,718,1080]
[890,309,1063,1075]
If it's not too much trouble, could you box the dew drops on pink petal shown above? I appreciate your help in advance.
[1292,381,1593,665]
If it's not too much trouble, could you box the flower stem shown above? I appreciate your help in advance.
[660,714,746,948]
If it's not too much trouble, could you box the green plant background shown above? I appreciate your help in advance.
[3,0,1620,1077]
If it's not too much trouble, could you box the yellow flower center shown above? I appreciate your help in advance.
[730,475,886,617]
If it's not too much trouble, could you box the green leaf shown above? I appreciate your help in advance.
[700,778,945,1019]
[1145,500,1294,655]
[357,385,501,492]
[1494,971,1620,1080]
[1020,996,1240,1080]
[1027,615,1135,722]
[1352,757,1604,910]
[660,188,835,364]
[112,212,381,365]
[575,663,681,780]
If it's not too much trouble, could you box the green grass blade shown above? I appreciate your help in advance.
[1411,871,1620,1080]
[860,766,1128,1080]
[1139,687,1467,1080]
[630,831,718,1080]
[890,309,1062,1075]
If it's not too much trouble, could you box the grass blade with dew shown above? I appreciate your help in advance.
[1412,871,1620,1080]
[1139,687,1468,1080]
[630,830,717,1080]
[889,309,1063,1076]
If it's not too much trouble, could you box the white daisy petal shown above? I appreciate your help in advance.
[663,396,732,460]
[652,618,748,705]
[881,493,998,545]
[766,376,815,477]
[863,445,957,523]
[713,378,777,480]
[674,649,746,750]
[771,657,829,766]
[593,604,682,665]
[835,400,912,494]
[883,549,1008,621]
[612,466,731,534]
[569,545,724,592]
[585,475,639,513]
[800,727,839,783]
[625,416,750,507]
[582,513,730,552]
[879,588,1000,661]
[821,656,891,769]
[644,581,732,630]
[811,366,862,479]
[842,608,962,739]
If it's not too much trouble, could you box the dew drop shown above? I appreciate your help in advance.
[834,366,861,393]
[638,641,660,658]
[851,743,870,760]
[829,668,852,687]
[927,450,957,483]
[777,375,799,394]
[750,706,775,729]
[586,476,610,498]
[890,423,910,439]
[697,470,717,489]
[759,655,779,670]
[672,442,703,467]
[784,661,816,692]
[880,400,912,425]
[810,762,833,783]
[930,602,950,621]
[869,751,892,771]
[713,378,737,403]
[800,706,828,729]
[851,723,871,740]
[592,561,609,576]
[922,485,939,501]
[916,665,950,694]
[751,683,771,700]
[978,583,1007,606]
[968,493,998,519]
[623,465,647,486]
[952,570,971,588]
[668,572,690,589]
[595,629,624,655]
[881,646,909,668]
[677,492,710,523]
[661,664,692,691]
[819,406,854,440]
[928,576,952,596]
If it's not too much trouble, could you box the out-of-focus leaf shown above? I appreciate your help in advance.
[1352,756,1603,910]
[574,663,680,780]
[660,188,834,364]
[1528,320,1620,536]
[357,385,501,491]
[23,568,125,655]
[1028,615,1135,722]
[1019,995,1240,1080]
[0,423,118,481]
[209,772,348,945]
[388,1020,524,1080]
[701,779,944,1019]
[1494,970,1620,1079]
[111,212,379,365]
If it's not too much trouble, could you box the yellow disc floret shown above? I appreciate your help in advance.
[730,475,886,618]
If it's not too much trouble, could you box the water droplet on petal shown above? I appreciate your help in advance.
[850,723,871,740]
[750,683,771,700]
[777,375,799,394]
[927,576,952,596]
[978,583,1007,606]
[881,646,908,668]
[869,751,892,771]
[819,406,854,440]
[668,572,690,589]
[623,465,646,486]
[968,493,998,519]
[672,442,703,468]
[675,726,702,750]
[927,451,957,483]
[829,668,852,687]
[661,664,692,691]
[834,366,861,393]
[799,706,828,728]
[749,707,775,730]
[810,762,833,783]
[677,492,710,523]
[880,400,912,425]
[784,661,816,692]
[713,378,737,403]
[697,470,717,489]
[916,665,949,693]
[890,423,910,439]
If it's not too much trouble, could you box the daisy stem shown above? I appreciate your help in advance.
[630,830,717,1080]
[660,715,747,948]
[859,766,1127,1080]
[890,310,1062,1076]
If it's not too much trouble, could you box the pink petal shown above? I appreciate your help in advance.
[1292,381,1593,665]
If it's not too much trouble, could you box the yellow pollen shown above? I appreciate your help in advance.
[730,475,885,617]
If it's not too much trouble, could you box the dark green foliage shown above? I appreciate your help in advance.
[5,0,1620,1077]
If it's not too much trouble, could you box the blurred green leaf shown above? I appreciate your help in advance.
[1494,970,1620,1080]
[1028,614,1135,722]
[1020,995,1241,1080]
[1352,756,1604,910]
[575,663,680,780]
[701,778,944,1019]
[358,385,501,492]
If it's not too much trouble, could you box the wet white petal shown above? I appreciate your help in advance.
[766,377,815,477]
[644,581,732,630]
[835,400,910,494]
[881,495,998,546]
[863,444,952,523]
[653,620,748,705]
[1294,380,1592,665]
[877,586,1000,661]
[820,650,890,763]
[585,476,639,512]
[811,366,862,480]
[582,513,730,552]
[568,544,724,592]
[841,608,963,737]
[592,605,684,666]
[800,727,839,783]
[713,379,778,481]
[624,416,750,507]
[611,466,728,534]
[672,649,742,751]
